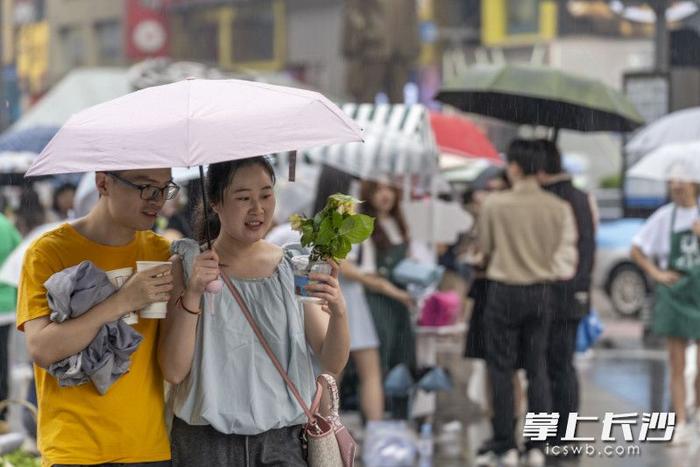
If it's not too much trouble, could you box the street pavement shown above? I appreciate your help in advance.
[348,290,700,466]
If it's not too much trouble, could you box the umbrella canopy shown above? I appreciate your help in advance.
[441,158,498,184]
[429,111,500,163]
[435,63,644,132]
[11,68,131,131]
[299,103,437,179]
[0,126,59,153]
[627,141,700,183]
[0,151,36,174]
[306,125,431,179]
[26,78,362,177]
[626,106,700,159]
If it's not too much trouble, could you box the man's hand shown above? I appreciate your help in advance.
[116,264,173,311]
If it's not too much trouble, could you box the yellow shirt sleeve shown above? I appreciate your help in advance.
[17,240,57,331]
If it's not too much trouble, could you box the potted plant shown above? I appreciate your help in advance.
[289,193,374,301]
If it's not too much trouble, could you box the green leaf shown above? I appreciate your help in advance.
[332,210,343,229]
[335,237,352,260]
[313,211,324,229]
[342,214,375,243]
[300,233,313,247]
[315,217,334,246]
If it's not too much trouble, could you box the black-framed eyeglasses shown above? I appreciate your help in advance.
[106,172,181,201]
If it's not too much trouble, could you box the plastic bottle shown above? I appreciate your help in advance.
[417,423,434,466]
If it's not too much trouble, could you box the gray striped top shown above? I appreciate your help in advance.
[168,239,317,435]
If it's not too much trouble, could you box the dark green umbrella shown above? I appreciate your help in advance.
[436,64,644,135]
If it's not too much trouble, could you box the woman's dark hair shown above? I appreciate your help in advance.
[312,164,354,215]
[196,156,276,243]
[359,180,408,250]
[52,182,76,214]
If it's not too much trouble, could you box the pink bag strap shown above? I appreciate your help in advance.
[220,273,316,422]
[310,374,341,422]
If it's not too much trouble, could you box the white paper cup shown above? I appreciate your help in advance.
[106,267,138,325]
[136,261,172,319]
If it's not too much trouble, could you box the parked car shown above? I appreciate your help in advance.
[593,218,650,318]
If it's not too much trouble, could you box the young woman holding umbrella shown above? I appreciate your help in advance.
[158,157,351,466]
[631,172,700,446]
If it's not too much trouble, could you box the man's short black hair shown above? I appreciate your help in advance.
[537,139,563,175]
[506,139,546,176]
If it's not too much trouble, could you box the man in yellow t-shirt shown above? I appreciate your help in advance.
[17,169,179,467]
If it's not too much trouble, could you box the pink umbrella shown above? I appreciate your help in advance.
[26,78,362,177]
[25,79,363,283]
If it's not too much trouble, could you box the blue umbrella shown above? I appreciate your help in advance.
[0,126,59,154]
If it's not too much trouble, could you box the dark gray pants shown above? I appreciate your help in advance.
[547,317,581,442]
[171,417,307,467]
[485,282,553,454]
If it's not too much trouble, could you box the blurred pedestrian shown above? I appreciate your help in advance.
[160,158,350,465]
[156,193,193,242]
[462,175,528,455]
[631,172,700,445]
[15,185,46,236]
[477,139,577,467]
[48,182,76,222]
[306,165,386,422]
[0,212,21,432]
[538,140,597,450]
[358,179,416,419]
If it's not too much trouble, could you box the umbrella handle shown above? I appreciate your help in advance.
[199,165,212,250]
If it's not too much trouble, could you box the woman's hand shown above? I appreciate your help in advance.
[653,269,681,286]
[186,249,220,296]
[375,278,415,310]
[693,220,700,237]
[306,261,347,316]
[395,290,416,310]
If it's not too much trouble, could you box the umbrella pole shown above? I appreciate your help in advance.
[288,150,296,182]
[551,127,560,143]
[199,165,213,250]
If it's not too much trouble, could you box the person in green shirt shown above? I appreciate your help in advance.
[0,212,21,431]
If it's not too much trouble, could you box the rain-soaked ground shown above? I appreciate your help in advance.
[345,290,700,466]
